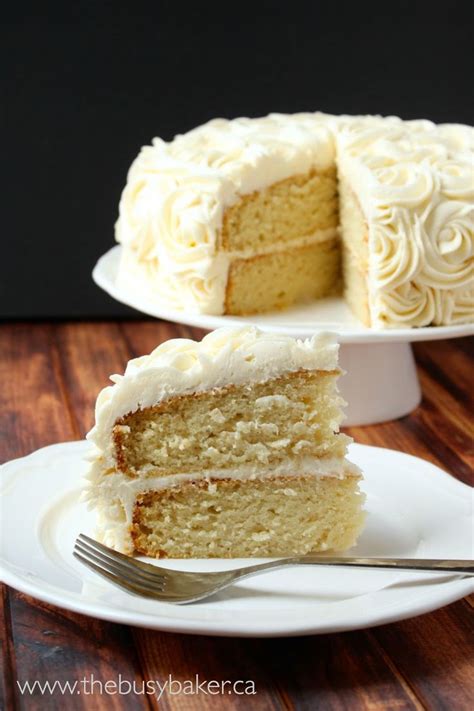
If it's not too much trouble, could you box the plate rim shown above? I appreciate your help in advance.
[1,556,472,638]
[92,246,474,345]
[1,440,473,637]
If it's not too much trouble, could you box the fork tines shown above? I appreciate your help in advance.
[73,534,166,598]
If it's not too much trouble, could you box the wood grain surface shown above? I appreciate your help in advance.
[0,321,472,711]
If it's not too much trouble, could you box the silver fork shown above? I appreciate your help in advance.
[73,534,474,604]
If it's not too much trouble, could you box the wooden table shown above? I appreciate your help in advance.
[1,321,472,710]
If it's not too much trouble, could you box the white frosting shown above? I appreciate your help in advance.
[87,326,339,464]
[115,112,473,327]
[85,456,360,553]
[336,116,474,327]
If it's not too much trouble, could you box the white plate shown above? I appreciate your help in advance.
[0,441,472,637]
[93,246,474,344]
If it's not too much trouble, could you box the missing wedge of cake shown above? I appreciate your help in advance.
[85,327,365,558]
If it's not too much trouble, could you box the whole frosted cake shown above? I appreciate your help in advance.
[85,327,365,557]
[115,113,473,328]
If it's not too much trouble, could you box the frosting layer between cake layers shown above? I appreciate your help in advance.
[115,112,473,327]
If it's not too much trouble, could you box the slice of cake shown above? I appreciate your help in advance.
[114,113,473,328]
[85,327,365,558]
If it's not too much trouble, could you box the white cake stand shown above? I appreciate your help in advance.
[93,246,473,426]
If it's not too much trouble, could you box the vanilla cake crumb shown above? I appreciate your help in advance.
[85,327,365,557]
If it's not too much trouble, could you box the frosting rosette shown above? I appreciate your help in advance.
[430,288,474,325]
[419,201,473,291]
[436,124,474,152]
[450,288,474,324]
[370,210,424,291]
[433,157,474,200]
[375,281,436,328]
[154,177,224,271]
[371,161,437,209]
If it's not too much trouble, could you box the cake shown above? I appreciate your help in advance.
[115,113,473,328]
[85,327,365,558]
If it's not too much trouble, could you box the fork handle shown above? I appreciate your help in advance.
[231,556,474,581]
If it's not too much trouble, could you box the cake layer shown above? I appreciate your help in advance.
[131,474,365,558]
[338,176,371,325]
[342,248,371,326]
[113,368,349,477]
[338,177,368,267]
[225,238,341,315]
[88,328,339,454]
[221,167,338,251]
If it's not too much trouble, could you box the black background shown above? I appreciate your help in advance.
[3,1,473,318]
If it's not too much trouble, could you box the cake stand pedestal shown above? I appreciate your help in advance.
[92,246,473,427]
[338,342,421,426]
